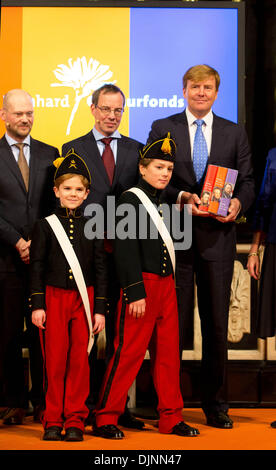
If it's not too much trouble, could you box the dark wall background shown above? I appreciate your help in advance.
[245,0,276,187]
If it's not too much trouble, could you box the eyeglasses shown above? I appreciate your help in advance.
[96,106,124,117]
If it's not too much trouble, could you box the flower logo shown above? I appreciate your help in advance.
[51,56,115,135]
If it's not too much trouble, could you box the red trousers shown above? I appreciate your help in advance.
[96,273,183,433]
[40,286,93,431]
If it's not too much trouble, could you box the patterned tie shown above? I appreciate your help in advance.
[14,143,29,190]
[193,119,208,182]
[101,138,115,185]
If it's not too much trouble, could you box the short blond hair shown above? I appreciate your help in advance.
[183,64,220,91]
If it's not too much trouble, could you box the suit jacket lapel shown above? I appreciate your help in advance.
[209,113,226,164]
[0,136,27,193]
[175,111,197,184]
[113,137,130,187]
[28,137,39,200]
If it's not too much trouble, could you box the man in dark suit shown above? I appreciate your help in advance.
[147,65,255,429]
[0,89,59,424]
[62,84,144,429]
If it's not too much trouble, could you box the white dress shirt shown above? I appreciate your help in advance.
[185,107,213,158]
[92,127,121,163]
[5,133,31,166]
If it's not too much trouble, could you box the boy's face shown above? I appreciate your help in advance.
[53,175,89,210]
[140,159,174,190]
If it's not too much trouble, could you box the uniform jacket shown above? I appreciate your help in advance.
[29,206,108,314]
[114,178,173,303]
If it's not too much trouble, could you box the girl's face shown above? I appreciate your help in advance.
[54,175,89,210]
[140,159,174,190]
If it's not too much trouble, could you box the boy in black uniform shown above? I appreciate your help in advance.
[30,149,107,441]
[94,135,199,439]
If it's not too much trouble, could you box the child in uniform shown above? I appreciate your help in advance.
[93,134,200,439]
[30,149,107,441]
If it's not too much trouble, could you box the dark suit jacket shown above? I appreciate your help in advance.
[0,135,59,272]
[148,111,255,261]
[62,130,143,211]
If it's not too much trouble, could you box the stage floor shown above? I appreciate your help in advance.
[1,408,276,451]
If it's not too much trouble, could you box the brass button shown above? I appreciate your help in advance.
[70,236,73,240]
[162,270,165,274]
[69,275,73,280]
[70,224,74,228]
[164,250,167,254]
[163,263,166,267]
[69,219,73,223]
[70,230,73,233]
[69,269,72,273]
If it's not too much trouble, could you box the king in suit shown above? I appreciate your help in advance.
[147,65,255,429]
[0,89,60,424]
[62,84,144,430]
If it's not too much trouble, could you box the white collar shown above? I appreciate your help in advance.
[185,108,213,127]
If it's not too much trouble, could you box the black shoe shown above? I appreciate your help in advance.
[206,411,233,429]
[93,424,124,439]
[43,426,63,441]
[2,407,25,425]
[271,421,276,428]
[64,427,84,441]
[171,421,199,436]
[118,410,145,429]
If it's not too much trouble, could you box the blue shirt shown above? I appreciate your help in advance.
[253,147,276,243]
[92,128,121,163]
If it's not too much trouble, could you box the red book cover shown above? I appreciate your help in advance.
[198,164,218,211]
[208,166,228,215]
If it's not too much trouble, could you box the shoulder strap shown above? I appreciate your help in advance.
[45,214,94,353]
[127,187,175,275]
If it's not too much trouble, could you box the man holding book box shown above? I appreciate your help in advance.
[147,64,255,429]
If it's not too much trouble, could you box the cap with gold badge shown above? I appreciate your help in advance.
[53,148,91,185]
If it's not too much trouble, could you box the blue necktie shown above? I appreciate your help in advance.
[193,119,208,182]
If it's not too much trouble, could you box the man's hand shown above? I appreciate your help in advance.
[128,298,146,318]
[215,198,241,223]
[15,238,31,264]
[180,192,210,217]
